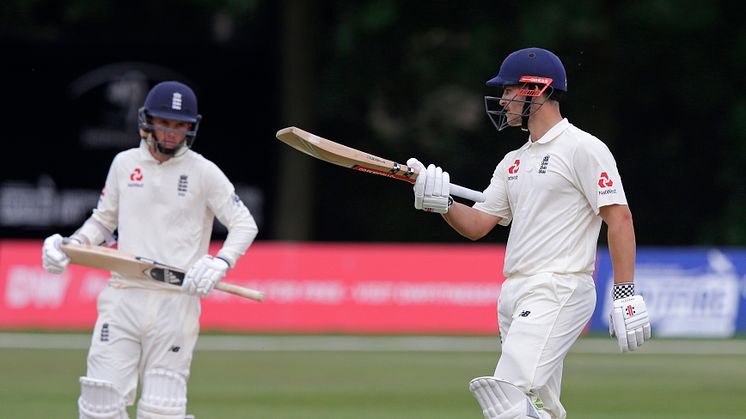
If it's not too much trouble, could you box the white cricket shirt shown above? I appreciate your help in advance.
[75,141,258,290]
[473,119,627,277]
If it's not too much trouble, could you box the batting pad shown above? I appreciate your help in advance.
[469,376,541,419]
[78,377,128,419]
[137,369,187,418]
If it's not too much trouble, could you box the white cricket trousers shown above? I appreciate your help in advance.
[85,285,200,405]
[495,272,596,419]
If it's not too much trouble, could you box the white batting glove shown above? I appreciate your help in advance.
[42,234,75,274]
[406,158,452,214]
[183,255,230,297]
[609,283,652,352]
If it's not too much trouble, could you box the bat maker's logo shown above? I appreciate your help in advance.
[365,155,387,164]
[164,270,182,284]
[353,165,418,182]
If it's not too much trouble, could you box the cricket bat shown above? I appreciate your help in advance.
[59,242,264,302]
[275,127,486,203]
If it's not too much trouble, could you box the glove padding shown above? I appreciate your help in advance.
[42,234,74,274]
[609,295,652,352]
[407,158,451,214]
[183,255,230,297]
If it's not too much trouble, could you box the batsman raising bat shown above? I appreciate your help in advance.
[407,48,651,419]
[41,81,259,418]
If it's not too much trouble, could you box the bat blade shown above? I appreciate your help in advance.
[60,242,264,301]
[276,127,485,202]
[276,127,417,182]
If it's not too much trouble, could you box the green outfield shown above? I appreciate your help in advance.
[1,335,744,418]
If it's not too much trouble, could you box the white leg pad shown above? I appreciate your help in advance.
[469,376,541,419]
[79,377,129,419]
[136,369,188,419]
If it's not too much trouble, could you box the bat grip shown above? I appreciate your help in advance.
[215,282,265,302]
[450,183,486,203]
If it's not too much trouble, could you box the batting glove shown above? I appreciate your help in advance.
[183,255,230,297]
[407,158,452,214]
[609,283,652,352]
[42,234,77,274]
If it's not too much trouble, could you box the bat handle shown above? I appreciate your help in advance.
[451,183,486,203]
[215,282,265,302]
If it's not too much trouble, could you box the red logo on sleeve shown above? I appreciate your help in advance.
[508,160,520,174]
[130,168,144,182]
[598,171,613,188]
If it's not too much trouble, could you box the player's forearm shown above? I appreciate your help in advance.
[606,213,636,284]
[442,202,497,241]
[217,210,258,267]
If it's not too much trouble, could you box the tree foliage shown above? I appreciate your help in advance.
[2,0,743,244]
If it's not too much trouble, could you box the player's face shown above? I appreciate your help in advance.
[151,118,191,149]
[499,86,524,127]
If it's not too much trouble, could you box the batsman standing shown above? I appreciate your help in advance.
[41,81,258,418]
[407,48,651,418]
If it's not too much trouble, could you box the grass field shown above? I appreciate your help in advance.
[1,334,745,418]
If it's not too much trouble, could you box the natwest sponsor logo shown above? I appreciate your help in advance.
[597,171,617,195]
[128,168,144,187]
[507,159,520,181]
[598,171,613,188]
[130,168,143,182]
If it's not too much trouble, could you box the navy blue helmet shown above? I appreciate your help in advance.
[486,47,567,92]
[484,48,567,131]
[138,81,202,155]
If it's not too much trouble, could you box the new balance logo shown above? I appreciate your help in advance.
[169,345,181,353]
[100,323,110,342]
[519,310,531,318]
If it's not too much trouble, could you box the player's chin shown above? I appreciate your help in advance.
[161,140,183,148]
[506,115,522,127]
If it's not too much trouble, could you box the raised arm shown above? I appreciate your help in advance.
[443,202,503,241]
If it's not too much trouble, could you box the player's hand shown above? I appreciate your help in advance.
[42,234,75,274]
[183,255,230,297]
[407,158,452,214]
[609,291,651,352]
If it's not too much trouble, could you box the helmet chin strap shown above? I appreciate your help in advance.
[520,99,531,132]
